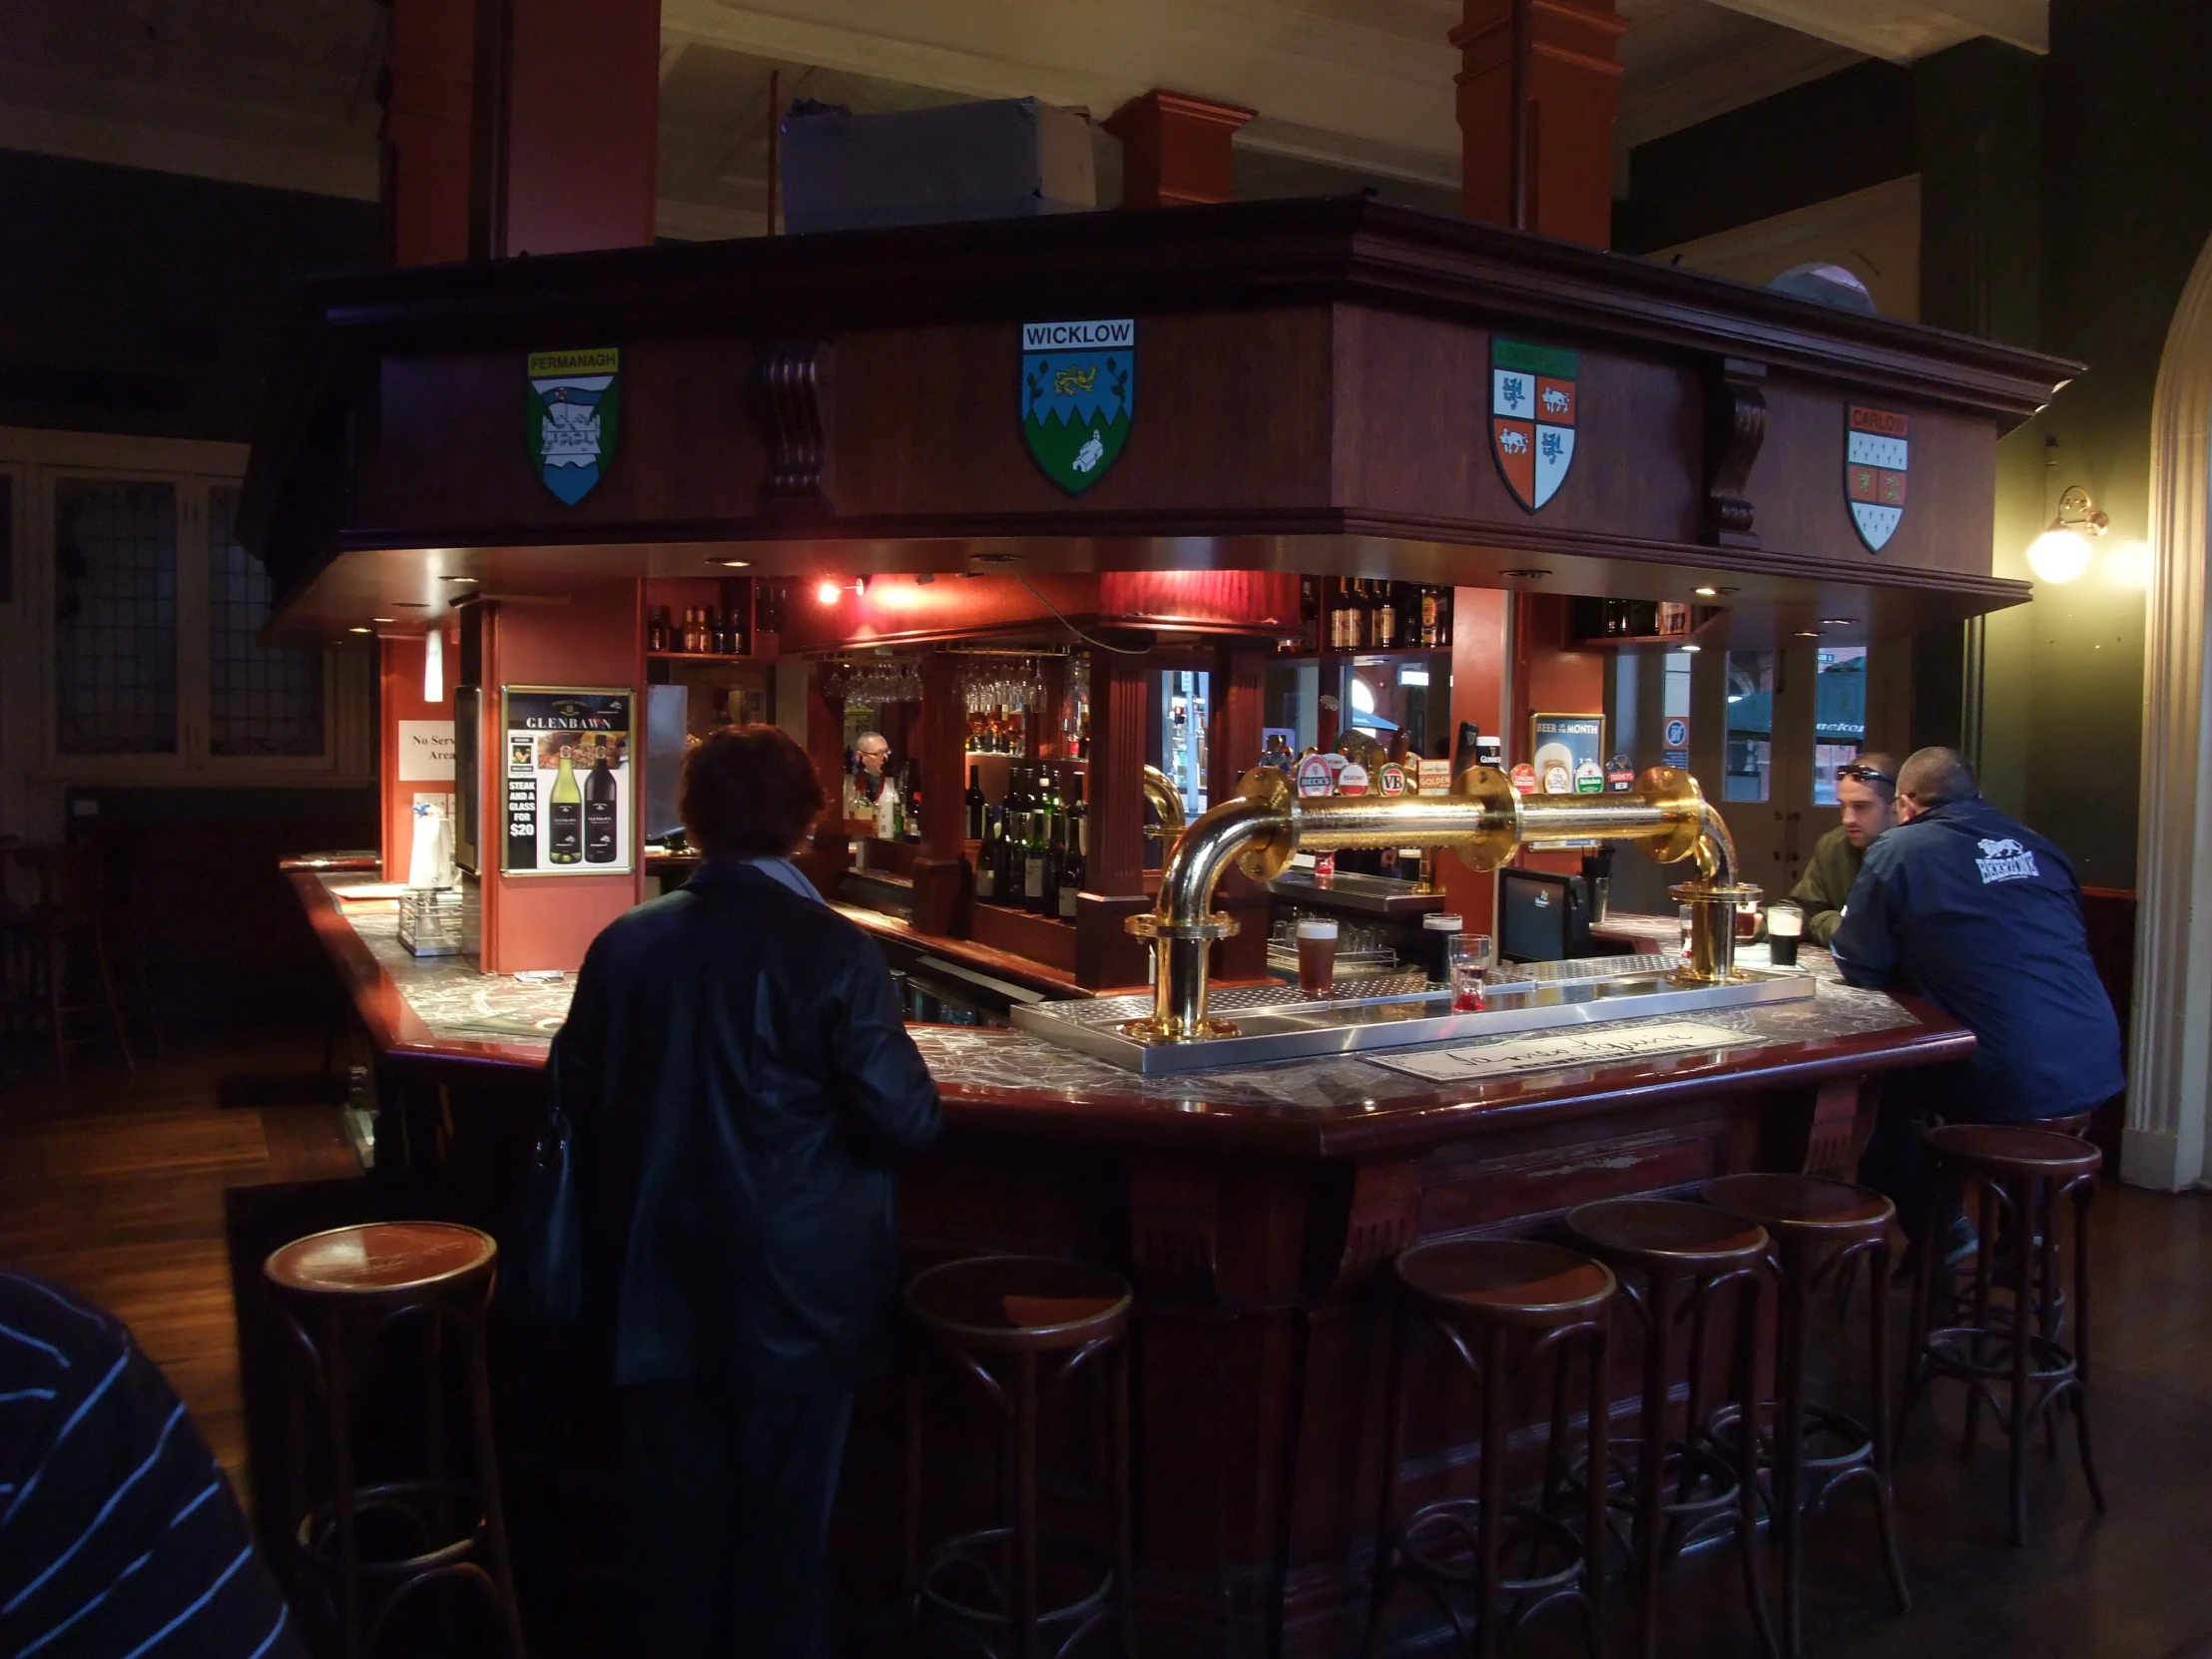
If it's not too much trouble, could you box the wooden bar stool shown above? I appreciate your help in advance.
[1702,1175,1911,1658]
[264,1223,525,1659]
[1902,1124,2106,1544]
[902,1255,1135,1659]
[1363,1239,1614,1659]
[1563,1200,1775,1659]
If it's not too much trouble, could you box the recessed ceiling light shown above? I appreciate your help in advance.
[1820,616,1856,626]
[973,552,1021,565]
[392,601,430,608]
[440,575,478,584]
[1501,567,1552,579]
[1681,644,1702,654]
[371,617,394,623]
[1693,586,1719,597]
[347,625,373,634]
[711,558,752,568]
[1796,630,1821,638]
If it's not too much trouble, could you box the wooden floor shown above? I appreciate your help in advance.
[6,1037,2212,1656]
[0,1033,358,1497]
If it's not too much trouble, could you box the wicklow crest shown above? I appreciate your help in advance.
[1846,404,1909,551]
[1490,338,1578,512]
[1021,319,1135,495]
[527,347,621,505]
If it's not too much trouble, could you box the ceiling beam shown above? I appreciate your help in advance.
[1700,0,2045,61]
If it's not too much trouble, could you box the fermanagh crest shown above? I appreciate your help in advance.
[1490,338,1578,512]
[527,347,620,505]
[1021,319,1134,495]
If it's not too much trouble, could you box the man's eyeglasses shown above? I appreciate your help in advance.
[1837,763,1895,786]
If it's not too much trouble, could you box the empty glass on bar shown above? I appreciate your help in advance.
[1448,933,1495,1012]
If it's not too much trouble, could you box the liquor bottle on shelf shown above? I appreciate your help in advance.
[875,770,898,840]
[548,747,583,864]
[903,760,922,843]
[1021,783,1050,913]
[965,766,987,839]
[1374,581,1397,648]
[975,807,1001,900]
[584,739,619,863]
[1056,777,1086,919]
[1437,587,1454,647]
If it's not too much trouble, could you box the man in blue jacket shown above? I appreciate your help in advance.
[1832,747,2123,1245]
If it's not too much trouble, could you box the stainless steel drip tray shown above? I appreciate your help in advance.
[1011,954,1816,1075]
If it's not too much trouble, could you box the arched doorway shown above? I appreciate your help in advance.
[2125,230,2212,1191]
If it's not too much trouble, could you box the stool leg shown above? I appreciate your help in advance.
[2070,1180,2108,1514]
[1113,1342,1137,1658]
[324,1314,362,1659]
[1776,1250,1811,1659]
[1961,1183,1999,1463]
[1478,1325,1509,1659]
[1867,1237,1911,1612]
[92,923,133,1070]
[1584,1321,1611,1659]
[466,1310,528,1657]
[1362,1304,1412,1659]
[1733,1273,1778,1659]
[1677,1282,1714,1517]
[1632,1273,1673,1659]
[1016,1350,1041,1659]
[2006,1175,2042,1544]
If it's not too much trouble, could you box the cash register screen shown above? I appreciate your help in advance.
[1499,868,1572,962]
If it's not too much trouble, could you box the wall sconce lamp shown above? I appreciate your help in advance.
[816,576,868,606]
[2026,485,2109,584]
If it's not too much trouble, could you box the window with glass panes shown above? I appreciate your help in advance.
[207,486,322,756]
[54,480,178,755]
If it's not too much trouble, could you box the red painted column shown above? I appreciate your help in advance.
[1103,90,1254,208]
[1440,587,1509,935]
[1451,0,1628,249]
[473,0,660,256]
[381,0,476,265]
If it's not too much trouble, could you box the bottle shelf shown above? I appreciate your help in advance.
[648,651,754,662]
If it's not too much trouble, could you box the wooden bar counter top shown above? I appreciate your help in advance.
[292,864,1970,1653]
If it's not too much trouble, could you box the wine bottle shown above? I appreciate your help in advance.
[1022,789,1049,912]
[584,739,619,863]
[965,765,987,840]
[1056,777,1086,919]
[975,807,1001,901]
[548,747,583,864]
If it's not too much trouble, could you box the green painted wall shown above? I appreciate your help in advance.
[1618,1,2212,890]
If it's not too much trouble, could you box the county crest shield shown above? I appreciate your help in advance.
[1021,319,1134,494]
[1845,405,1908,551]
[527,347,620,505]
[1491,338,1578,512]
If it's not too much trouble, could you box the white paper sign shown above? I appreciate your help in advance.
[1364,1020,1756,1084]
[397,720,456,782]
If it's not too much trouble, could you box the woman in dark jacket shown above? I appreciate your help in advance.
[549,725,941,1659]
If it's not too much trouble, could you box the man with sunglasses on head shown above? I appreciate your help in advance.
[1791,753,1899,945]
[1831,747,2123,1252]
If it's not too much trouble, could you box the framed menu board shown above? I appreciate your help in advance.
[1527,713,1607,796]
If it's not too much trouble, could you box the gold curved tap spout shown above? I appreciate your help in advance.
[1140,764,1187,841]
[1122,765,1757,1044]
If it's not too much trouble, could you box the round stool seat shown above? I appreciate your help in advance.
[1702,1174,1894,1243]
[1566,1197,1769,1267]
[264,1222,497,1308]
[1394,1238,1615,1329]
[1926,1123,2104,1180]
[904,1255,1131,1353]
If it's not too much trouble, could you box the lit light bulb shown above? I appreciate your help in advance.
[423,625,445,703]
[816,580,843,606]
[2026,527,2093,585]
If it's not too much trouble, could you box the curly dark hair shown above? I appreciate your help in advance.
[679,725,826,859]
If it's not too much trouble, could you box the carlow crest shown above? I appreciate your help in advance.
[1846,404,1909,551]
[1021,319,1134,495]
[527,347,620,505]
[1490,338,1578,512]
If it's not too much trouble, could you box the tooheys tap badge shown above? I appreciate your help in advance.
[527,347,620,505]
[1021,319,1135,494]
[1491,338,1578,512]
[1846,405,1909,551]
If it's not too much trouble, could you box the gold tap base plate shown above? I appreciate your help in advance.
[1117,1015,1243,1044]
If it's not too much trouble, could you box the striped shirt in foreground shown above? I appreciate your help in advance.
[0,1269,302,1659]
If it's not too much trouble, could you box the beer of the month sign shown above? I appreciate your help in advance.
[1528,713,1608,795]
[502,687,635,875]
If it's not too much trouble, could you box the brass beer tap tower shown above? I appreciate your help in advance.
[1123,765,1758,1043]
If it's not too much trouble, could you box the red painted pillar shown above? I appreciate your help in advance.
[473,0,661,256]
[1103,90,1254,209]
[1440,587,1509,935]
[1451,0,1627,248]
[381,0,476,265]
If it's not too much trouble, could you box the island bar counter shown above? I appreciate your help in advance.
[292,865,1970,1653]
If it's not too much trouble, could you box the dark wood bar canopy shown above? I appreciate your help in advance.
[245,194,2075,648]
[245,195,2069,1655]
